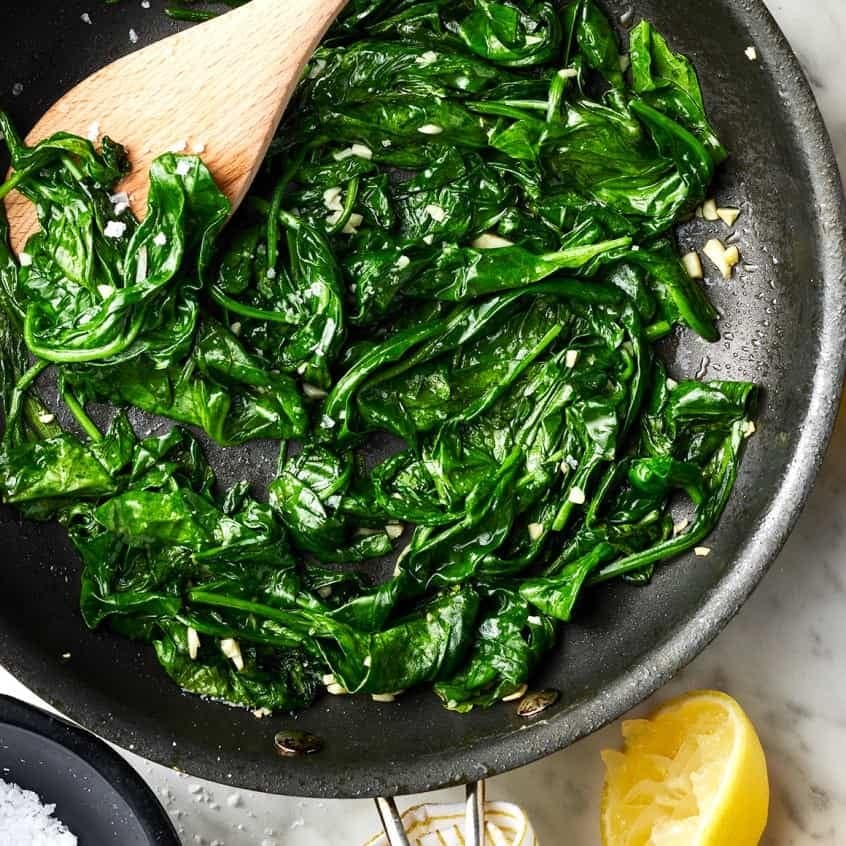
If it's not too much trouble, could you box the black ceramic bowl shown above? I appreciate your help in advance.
[0,695,179,845]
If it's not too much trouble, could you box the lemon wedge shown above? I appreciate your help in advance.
[600,690,769,846]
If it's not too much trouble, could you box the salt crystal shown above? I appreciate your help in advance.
[80,12,92,24]
[129,28,139,44]
[0,779,77,845]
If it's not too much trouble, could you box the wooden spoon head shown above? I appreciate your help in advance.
[3,0,349,256]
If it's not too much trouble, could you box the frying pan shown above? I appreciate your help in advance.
[1,0,845,815]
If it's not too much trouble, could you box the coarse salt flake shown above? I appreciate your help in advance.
[416,51,439,67]
[569,486,586,505]
[694,546,712,557]
[418,124,444,135]
[175,158,193,177]
[18,253,33,267]
[81,12,92,24]
[153,232,168,247]
[129,28,139,44]
[745,46,758,61]
[0,779,77,845]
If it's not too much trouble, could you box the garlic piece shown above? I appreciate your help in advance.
[220,638,244,671]
[682,251,703,280]
[703,238,740,279]
[187,627,200,660]
[717,207,741,227]
[701,198,719,221]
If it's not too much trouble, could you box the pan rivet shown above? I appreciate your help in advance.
[516,689,559,718]
[273,729,323,757]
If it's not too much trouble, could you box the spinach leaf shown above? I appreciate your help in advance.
[0,0,757,715]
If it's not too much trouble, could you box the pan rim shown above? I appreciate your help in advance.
[1,0,845,799]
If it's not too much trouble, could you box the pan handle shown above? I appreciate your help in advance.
[465,780,486,846]
[374,781,486,846]
[374,796,412,846]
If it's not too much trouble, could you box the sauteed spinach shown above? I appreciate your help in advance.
[0,0,756,713]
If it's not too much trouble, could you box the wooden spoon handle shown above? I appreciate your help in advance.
[4,0,348,254]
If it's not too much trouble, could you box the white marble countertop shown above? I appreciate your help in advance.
[3,1,846,844]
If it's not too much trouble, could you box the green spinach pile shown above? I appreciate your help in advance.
[0,0,756,713]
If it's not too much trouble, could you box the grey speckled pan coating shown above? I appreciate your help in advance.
[0,0,844,799]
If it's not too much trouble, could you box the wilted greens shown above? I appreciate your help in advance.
[0,0,755,714]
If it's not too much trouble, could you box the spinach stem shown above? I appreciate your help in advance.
[326,177,360,236]
[210,286,296,324]
[0,170,27,202]
[15,360,48,394]
[60,387,103,442]
[5,360,49,433]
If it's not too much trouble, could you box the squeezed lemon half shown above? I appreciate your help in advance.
[600,690,769,846]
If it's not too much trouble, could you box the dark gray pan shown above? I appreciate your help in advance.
[0,0,844,799]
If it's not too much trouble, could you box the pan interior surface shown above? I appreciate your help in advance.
[0,0,844,798]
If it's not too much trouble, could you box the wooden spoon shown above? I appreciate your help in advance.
[3,0,348,255]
